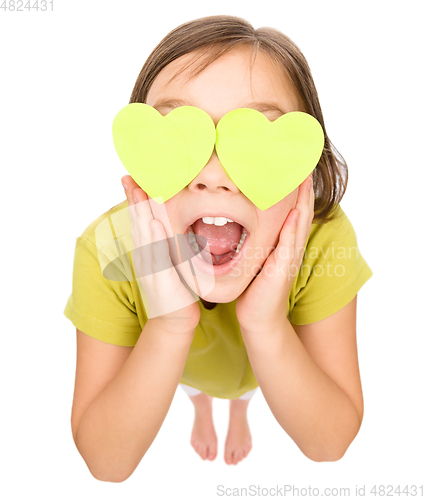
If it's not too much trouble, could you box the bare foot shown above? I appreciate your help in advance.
[188,393,218,461]
[224,398,252,465]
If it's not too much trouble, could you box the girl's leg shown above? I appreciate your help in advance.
[225,389,257,465]
[180,384,217,461]
[179,384,257,464]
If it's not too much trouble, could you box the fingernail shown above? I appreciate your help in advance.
[307,179,312,192]
[133,195,138,204]
[294,210,300,222]
[122,182,128,191]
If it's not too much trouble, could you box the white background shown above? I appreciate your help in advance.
[1,0,425,498]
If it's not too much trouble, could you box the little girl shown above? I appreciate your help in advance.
[64,15,372,482]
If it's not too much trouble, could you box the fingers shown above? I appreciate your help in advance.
[122,175,153,248]
[121,174,140,193]
[298,172,313,209]
[275,208,299,275]
[122,174,148,209]
[119,177,203,323]
[273,173,313,276]
[121,175,173,278]
[121,174,174,244]
[149,219,174,275]
[293,173,314,261]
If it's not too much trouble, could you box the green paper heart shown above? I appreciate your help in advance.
[112,104,324,210]
[215,109,325,210]
[112,103,216,202]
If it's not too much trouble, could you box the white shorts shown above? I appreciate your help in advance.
[179,383,257,400]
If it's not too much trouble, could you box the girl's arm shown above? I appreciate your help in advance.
[72,322,195,482]
[240,295,363,462]
[71,177,202,482]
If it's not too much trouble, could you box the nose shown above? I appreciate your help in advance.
[187,151,240,196]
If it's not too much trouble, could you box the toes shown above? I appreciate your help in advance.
[243,444,252,458]
[224,446,251,465]
[191,440,199,454]
[224,452,233,465]
[207,444,217,461]
[199,444,207,460]
[191,440,213,461]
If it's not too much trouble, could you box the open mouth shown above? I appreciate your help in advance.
[184,217,250,267]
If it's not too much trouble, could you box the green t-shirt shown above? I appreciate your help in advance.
[64,200,372,399]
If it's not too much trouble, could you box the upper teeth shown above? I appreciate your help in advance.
[202,217,234,226]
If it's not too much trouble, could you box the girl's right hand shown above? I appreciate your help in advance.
[121,175,201,335]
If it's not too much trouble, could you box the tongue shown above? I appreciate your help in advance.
[192,219,242,264]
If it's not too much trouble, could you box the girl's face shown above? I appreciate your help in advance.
[145,47,301,303]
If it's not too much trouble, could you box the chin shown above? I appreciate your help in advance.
[199,276,253,303]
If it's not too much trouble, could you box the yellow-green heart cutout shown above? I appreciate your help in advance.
[112,103,216,202]
[215,109,325,210]
[112,104,324,210]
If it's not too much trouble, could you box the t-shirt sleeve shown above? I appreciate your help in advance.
[288,206,373,325]
[63,236,142,346]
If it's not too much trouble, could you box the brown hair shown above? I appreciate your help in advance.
[129,15,347,224]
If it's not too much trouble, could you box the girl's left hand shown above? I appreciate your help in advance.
[236,174,315,334]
